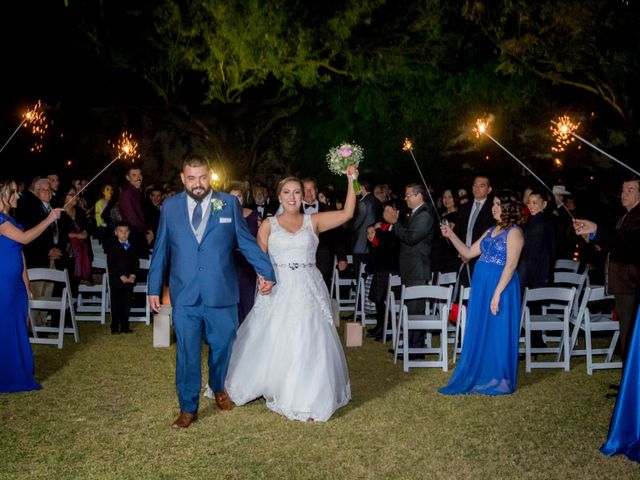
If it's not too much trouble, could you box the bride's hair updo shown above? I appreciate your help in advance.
[276,176,303,197]
[495,189,524,229]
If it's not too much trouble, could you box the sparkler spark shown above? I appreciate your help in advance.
[473,117,575,221]
[66,131,141,208]
[0,99,48,155]
[110,131,140,161]
[401,138,441,223]
[550,115,580,153]
[473,119,488,138]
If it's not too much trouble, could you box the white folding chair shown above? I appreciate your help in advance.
[382,274,402,345]
[330,255,357,312]
[569,286,622,375]
[354,262,376,326]
[28,268,79,349]
[75,254,109,324]
[521,286,576,372]
[554,259,580,273]
[129,258,151,324]
[452,286,471,364]
[394,285,453,372]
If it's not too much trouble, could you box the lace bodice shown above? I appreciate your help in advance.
[268,214,318,269]
[478,226,517,266]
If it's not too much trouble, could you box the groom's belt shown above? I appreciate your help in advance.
[273,262,315,270]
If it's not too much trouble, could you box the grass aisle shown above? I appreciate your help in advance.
[1,322,637,479]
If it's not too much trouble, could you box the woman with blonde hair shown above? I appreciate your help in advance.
[225,166,358,421]
[0,178,62,392]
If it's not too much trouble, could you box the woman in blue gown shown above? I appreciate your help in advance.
[0,178,62,393]
[600,307,640,463]
[439,190,524,395]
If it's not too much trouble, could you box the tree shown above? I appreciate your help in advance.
[463,0,640,141]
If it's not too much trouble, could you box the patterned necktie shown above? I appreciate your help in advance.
[466,201,482,245]
[192,200,202,230]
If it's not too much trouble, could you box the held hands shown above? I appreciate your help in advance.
[337,260,348,272]
[490,292,500,315]
[257,275,274,295]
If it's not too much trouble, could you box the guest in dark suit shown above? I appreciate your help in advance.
[247,182,279,219]
[301,178,348,288]
[350,177,380,260]
[384,183,435,355]
[104,222,139,335]
[574,177,640,361]
[118,166,151,258]
[518,189,557,291]
[16,179,64,269]
[454,175,494,284]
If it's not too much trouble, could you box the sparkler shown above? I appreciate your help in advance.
[402,138,441,223]
[0,100,47,154]
[473,118,575,221]
[550,118,640,177]
[550,115,580,153]
[65,131,140,207]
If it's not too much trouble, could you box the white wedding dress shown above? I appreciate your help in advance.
[224,214,351,422]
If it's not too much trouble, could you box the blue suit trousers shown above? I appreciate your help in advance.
[172,299,238,413]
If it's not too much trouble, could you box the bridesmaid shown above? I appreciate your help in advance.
[228,182,261,324]
[439,190,524,395]
[0,178,62,393]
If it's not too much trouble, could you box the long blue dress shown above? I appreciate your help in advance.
[600,308,640,463]
[439,226,521,396]
[0,212,41,393]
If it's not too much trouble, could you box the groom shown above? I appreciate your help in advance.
[148,154,276,429]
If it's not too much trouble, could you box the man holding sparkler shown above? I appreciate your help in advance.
[574,177,640,362]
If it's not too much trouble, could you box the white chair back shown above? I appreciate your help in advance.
[28,268,79,349]
[522,286,576,372]
[554,259,580,272]
[395,285,453,372]
[382,274,402,345]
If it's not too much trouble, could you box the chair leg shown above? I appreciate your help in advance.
[585,325,593,375]
[525,319,532,373]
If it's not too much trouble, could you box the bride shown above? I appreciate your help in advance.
[220,166,357,421]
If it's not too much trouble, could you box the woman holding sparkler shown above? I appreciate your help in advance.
[0,178,62,393]
[439,190,524,395]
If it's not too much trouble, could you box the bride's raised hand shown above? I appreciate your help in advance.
[346,165,359,179]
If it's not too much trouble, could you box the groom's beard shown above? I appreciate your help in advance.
[186,185,211,201]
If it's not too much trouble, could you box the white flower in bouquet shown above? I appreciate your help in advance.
[326,142,363,190]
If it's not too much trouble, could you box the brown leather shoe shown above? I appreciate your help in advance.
[214,391,234,411]
[171,411,198,429]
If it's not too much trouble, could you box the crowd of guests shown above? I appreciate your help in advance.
[2,163,639,457]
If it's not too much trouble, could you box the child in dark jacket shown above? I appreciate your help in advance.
[104,222,139,334]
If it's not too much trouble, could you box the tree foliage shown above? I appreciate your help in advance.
[463,0,640,137]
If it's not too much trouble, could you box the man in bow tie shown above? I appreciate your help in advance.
[248,182,279,219]
[148,154,276,429]
[300,177,348,287]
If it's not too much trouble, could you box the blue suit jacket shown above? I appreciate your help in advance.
[148,191,275,307]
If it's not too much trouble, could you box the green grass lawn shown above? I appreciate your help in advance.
[1,322,637,479]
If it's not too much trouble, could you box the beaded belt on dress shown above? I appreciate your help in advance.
[273,262,315,270]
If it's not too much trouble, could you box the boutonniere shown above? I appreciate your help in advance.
[211,198,226,216]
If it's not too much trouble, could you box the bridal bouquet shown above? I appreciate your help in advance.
[326,142,363,191]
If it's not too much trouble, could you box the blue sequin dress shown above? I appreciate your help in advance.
[0,212,40,393]
[440,226,521,396]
